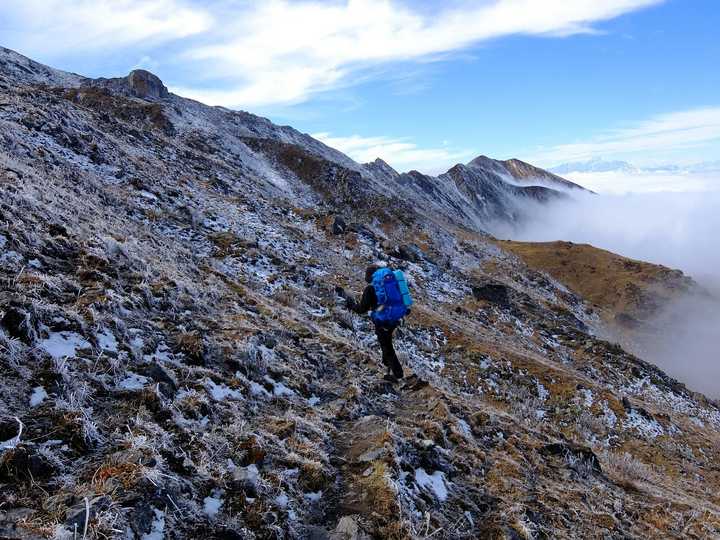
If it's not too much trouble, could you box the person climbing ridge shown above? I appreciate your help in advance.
[340,264,413,383]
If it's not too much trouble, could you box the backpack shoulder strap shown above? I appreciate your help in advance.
[371,268,391,305]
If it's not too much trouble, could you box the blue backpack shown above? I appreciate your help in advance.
[371,268,413,324]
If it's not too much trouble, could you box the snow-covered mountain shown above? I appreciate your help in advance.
[2,47,720,539]
[549,158,720,194]
[550,158,637,175]
[552,157,720,176]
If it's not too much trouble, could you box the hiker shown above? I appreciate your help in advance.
[342,264,413,383]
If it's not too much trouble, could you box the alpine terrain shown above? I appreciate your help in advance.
[2,47,720,539]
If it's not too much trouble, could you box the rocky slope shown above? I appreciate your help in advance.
[2,47,720,539]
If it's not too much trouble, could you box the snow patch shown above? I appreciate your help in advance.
[249,381,271,398]
[207,380,244,401]
[118,372,150,391]
[304,490,323,502]
[39,332,91,359]
[203,492,224,518]
[414,468,449,502]
[624,409,664,439]
[536,381,549,401]
[29,386,48,407]
[96,329,118,353]
[265,376,295,397]
[140,509,165,540]
[579,388,594,407]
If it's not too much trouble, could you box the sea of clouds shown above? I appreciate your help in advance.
[495,170,720,396]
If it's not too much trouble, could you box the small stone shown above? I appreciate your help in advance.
[332,516,369,540]
[1,304,37,344]
[332,216,347,235]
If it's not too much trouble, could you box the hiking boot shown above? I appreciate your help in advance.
[383,373,399,384]
[401,374,428,391]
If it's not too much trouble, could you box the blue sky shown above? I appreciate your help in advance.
[2,0,719,176]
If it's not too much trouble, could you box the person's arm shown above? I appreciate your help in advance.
[347,285,377,314]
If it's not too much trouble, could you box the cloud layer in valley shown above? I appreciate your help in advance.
[562,169,720,194]
[497,179,720,396]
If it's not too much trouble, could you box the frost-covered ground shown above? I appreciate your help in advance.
[2,48,720,539]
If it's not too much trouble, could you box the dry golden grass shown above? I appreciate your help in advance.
[173,330,204,360]
[600,450,654,492]
[92,461,143,490]
[209,231,246,257]
[300,461,330,492]
[497,240,692,325]
[356,461,397,517]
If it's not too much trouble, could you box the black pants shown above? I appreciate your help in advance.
[375,323,403,378]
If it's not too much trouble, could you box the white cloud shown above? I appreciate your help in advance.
[2,0,662,106]
[173,0,661,107]
[562,170,720,194]
[531,107,720,167]
[503,188,720,396]
[1,0,212,55]
[313,132,473,174]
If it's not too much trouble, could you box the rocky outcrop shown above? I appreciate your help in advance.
[363,157,400,183]
[85,69,170,100]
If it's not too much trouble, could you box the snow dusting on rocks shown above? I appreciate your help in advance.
[1,48,719,539]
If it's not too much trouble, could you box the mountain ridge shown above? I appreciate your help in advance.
[0,45,584,228]
[2,47,720,539]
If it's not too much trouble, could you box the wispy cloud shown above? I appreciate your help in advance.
[175,0,662,107]
[313,132,473,174]
[2,0,662,107]
[1,0,212,55]
[531,107,720,167]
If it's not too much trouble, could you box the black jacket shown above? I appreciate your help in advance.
[348,285,377,314]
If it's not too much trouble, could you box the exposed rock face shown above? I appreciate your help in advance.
[363,157,400,183]
[85,69,170,100]
[126,69,170,99]
[2,47,720,539]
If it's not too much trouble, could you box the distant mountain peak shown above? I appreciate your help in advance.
[468,155,506,173]
[372,157,395,169]
[467,154,586,191]
[363,157,400,180]
[550,158,636,174]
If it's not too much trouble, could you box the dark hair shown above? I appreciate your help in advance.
[365,265,380,283]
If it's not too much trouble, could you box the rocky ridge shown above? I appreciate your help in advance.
[2,48,720,539]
